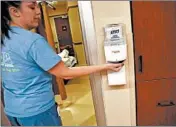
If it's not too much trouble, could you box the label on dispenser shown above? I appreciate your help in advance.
[105,24,123,40]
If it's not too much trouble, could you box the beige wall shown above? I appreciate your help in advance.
[49,18,58,43]
[31,29,36,33]
[48,4,67,17]
[68,7,83,43]
[91,1,136,126]
[67,1,78,9]
[68,6,87,66]
[72,44,87,66]
[49,17,60,52]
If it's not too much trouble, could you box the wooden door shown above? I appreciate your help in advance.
[132,2,176,82]
[54,16,75,56]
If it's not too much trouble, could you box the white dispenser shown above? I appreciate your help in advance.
[104,24,127,85]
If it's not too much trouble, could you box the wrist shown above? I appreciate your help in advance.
[101,64,109,71]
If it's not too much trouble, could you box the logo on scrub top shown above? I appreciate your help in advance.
[1,52,20,72]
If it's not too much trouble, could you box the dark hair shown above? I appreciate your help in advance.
[1,1,21,45]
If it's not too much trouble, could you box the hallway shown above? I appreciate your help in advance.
[55,76,97,126]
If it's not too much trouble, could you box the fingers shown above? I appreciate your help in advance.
[105,62,125,72]
[114,63,124,68]
[109,63,123,68]
[110,63,124,72]
[111,66,123,72]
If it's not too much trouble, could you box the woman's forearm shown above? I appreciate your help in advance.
[48,61,123,79]
[62,65,107,78]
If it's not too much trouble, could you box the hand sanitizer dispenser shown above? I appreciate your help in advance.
[104,24,127,85]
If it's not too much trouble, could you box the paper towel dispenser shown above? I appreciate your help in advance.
[104,24,127,85]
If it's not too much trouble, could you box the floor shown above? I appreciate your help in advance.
[55,76,97,126]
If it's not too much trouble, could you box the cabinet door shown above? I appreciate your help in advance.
[132,2,176,81]
[167,79,176,125]
[162,3,176,79]
[137,79,175,125]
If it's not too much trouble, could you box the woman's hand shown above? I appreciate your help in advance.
[104,62,124,72]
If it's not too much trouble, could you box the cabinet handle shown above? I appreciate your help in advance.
[138,55,143,73]
[157,101,175,107]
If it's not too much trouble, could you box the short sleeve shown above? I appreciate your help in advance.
[28,37,61,71]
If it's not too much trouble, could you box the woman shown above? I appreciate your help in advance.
[1,1,124,126]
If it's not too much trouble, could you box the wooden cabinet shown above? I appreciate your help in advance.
[137,79,176,125]
[132,1,176,125]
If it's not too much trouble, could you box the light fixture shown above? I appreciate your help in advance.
[37,1,56,10]
[47,1,58,6]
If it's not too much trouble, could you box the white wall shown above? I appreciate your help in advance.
[91,1,136,126]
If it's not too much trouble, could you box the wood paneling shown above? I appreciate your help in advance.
[132,2,176,82]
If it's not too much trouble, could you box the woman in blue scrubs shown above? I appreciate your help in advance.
[1,1,124,126]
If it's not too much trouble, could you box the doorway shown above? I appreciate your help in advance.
[48,1,98,126]
[54,16,75,56]
[131,1,176,125]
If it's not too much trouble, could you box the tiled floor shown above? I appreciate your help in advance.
[55,76,97,126]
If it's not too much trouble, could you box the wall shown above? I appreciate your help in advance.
[67,1,78,9]
[48,4,67,17]
[67,2,87,65]
[49,18,58,45]
[91,1,136,126]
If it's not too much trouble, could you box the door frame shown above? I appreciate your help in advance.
[78,1,106,126]
[130,1,138,125]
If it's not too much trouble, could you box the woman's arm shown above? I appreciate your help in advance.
[48,61,124,79]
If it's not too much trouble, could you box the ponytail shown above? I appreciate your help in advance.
[1,1,21,45]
